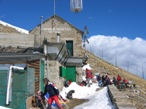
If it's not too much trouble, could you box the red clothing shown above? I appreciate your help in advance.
[86,69,93,79]
[48,95,63,109]
[68,80,72,85]
[123,79,128,83]
[117,75,121,81]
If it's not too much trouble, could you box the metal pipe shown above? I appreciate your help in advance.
[6,66,25,105]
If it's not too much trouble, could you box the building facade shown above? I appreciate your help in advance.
[30,15,85,89]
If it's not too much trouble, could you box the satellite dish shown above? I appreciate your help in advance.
[70,0,83,13]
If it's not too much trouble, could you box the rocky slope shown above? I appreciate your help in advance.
[0,20,29,34]
[80,48,146,109]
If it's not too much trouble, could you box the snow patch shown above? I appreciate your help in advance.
[60,82,115,109]
[0,20,29,34]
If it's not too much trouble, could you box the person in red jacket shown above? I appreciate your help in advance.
[117,75,122,84]
[86,68,93,87]
[123,78,129,87]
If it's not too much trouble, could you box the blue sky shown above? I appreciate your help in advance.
[0,0,146,78]
[0,0,146,39]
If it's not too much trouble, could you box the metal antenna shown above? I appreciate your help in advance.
[40,16,43,35]
[83,26,89,48]
[40,16,43,46]
[54,0,56,16]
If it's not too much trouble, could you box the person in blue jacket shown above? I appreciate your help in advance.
[43,78,63,109]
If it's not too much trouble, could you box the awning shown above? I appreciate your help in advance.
[44,42,87,67]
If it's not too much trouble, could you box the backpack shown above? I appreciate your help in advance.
[51,84,59,95]
[54,87,59,95]
[49,82,60,95]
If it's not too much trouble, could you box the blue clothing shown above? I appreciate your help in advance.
[98,80,102,87]
[44,84,58,97]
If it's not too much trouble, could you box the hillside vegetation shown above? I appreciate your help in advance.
[81,48,146,108]
[0,24,21,33]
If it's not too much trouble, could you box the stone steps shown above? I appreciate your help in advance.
[108,85,136,109]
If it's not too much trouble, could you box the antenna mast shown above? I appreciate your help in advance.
[54,0,56,15]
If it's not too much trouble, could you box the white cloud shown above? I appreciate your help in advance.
[85,35,146,79]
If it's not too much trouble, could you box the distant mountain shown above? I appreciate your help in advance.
[0,20,29,34]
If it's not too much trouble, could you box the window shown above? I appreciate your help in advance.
[66,40,73,56]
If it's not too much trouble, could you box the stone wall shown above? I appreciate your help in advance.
[0,33,35,47]
[30,16,85,86]
[47,60,64,90]
[108,85,136,109]
[30,16,83,57]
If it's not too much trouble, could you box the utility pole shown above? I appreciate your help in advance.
[127,61,129,72]
[40,16,43,35]
[142,66,144,79]
[54,0,56,15]
[101,50,103,60]
[115,57,117,66]
[83,26,89,49]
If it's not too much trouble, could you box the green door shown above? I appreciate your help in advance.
[40,60,45,92]
[66,66,76,82]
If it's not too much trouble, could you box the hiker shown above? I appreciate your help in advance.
[104,75,110,86]
[37,90,46,109]
[85,68,93,87]
[43,78,63,109]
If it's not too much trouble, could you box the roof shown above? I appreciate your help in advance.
[0,46,43,64]
[0,53,43,64]
[30,14,84,34]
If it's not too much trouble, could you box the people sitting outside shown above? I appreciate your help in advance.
[85,68,93,87]
[123,78,129,88]
[79,75,87,86]
[97,74,102,87]
[63,77,69,87]
[110,79,113,85]
[92,75,98,83]
[37,90,46,109]
[112,77,118,86]
[101,74,105,85]
[117,75,122,84]
[105,75,110,86]
[68,79,72,85]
